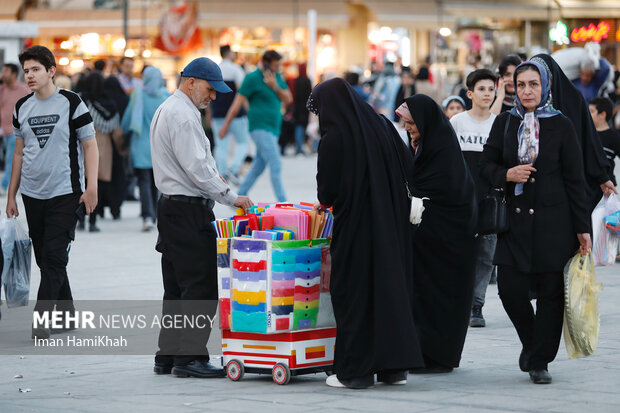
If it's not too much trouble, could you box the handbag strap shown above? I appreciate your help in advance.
[383,116,413,198]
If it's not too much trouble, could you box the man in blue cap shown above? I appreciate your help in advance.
[150,57,253,378]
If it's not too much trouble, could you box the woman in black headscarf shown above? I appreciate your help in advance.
[395,94,477,373]
[80,72,121,231]
[308,78,423,389]
[530,54,616,211]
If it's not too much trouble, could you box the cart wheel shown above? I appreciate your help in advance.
[272,363,291,385]
[226,359,244,381]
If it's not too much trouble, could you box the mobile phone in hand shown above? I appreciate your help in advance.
[75,203,86,220]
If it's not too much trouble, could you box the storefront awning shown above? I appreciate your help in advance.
[0,0,22,20]
[197,1,349,29]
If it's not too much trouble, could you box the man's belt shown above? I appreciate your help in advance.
[162,194,213,207]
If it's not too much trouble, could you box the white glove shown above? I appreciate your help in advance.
[410,196,429,225]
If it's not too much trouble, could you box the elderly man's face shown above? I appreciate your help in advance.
[580,69,594,86]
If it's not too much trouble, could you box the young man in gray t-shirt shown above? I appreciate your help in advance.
[7,46,98,339]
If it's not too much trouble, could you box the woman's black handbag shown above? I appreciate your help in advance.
[478,188,508,235]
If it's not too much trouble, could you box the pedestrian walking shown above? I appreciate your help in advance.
[309,77,423,389]
[80,71,122,232]
[150,57,252,378]
[211,45,249,184]
[589,97,620,185]
[441,95,466,119]
[8,46,98,339]
[491,54,523,115]
[292,63,312,155]
[480,60,592,384]
[0,63,30,193]
[121,66,170,231]
[530,54,616,210]
[395,94,477,374]
[218,50,292,202]
[450,69,498,328]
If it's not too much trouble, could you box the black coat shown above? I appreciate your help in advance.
[480,112,591,274]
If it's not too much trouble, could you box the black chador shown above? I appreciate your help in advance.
[307,78,424,383]
[404,95,478,370]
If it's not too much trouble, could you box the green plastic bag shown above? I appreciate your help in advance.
[563,253,602,359]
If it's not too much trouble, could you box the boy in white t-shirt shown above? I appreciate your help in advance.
[450,69,497,328]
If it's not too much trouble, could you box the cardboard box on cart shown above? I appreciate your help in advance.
[217,237,335,384]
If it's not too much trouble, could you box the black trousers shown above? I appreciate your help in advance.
[154,197,218,366]
[22,193,80,314]
[497,265,564,370]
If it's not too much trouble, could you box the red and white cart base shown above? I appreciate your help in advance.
[222,327,336,385]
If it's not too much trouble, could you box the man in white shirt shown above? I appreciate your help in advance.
[150,57,253,378]
[211,45,249,185]
[450,69,497,329]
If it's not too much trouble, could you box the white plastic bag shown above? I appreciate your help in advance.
[1,218,32,308]
[591,194,620,266]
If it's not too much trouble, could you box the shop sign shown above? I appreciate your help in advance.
[153,1,202,54]
[570,21,610,43]
[549,20,569,45]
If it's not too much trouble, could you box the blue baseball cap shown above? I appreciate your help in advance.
[181,57,232,93]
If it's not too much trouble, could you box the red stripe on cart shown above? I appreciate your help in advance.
[244,359,276,366]
[222,328,336,342]
[223,351,289,359]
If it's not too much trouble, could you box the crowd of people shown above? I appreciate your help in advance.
[1,41,619,387]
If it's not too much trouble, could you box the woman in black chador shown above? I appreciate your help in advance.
[395,94,477,373]
[530,54,616,210]
[307,78,423,389]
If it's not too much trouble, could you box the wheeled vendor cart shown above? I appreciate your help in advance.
[217,237,336,384]
[222,327,336,384]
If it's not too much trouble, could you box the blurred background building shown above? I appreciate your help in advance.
[0,0,619,86]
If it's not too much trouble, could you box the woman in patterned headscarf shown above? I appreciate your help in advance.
[480,61,591,385]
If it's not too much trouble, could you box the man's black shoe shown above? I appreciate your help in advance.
[529,369,552,384]
[172,360,225,378]
[154,363,173,375]
[519,349,530,372]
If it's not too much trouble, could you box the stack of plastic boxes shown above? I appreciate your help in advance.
[217,237,333,334]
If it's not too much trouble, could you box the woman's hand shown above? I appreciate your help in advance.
[600,180,618,197]
[506,164,537,183]
[577,233,592,255]
[313,201,329,212]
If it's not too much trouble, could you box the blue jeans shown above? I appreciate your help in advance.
[294,125,305,154]
[135,168,158,220]
[472,234,497,307]
[238,129,287,202]
[211,117,250,177]
[2,134,16,190]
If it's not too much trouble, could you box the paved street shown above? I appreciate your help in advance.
[1,153,619,413]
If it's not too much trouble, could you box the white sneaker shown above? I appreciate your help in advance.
[142,219,154,232]
[326,374,346,388]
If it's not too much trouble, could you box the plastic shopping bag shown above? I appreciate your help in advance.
[591,194,620,266]
[604,211,620,235]
[1,218,32,308]
[563,253,602,359]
